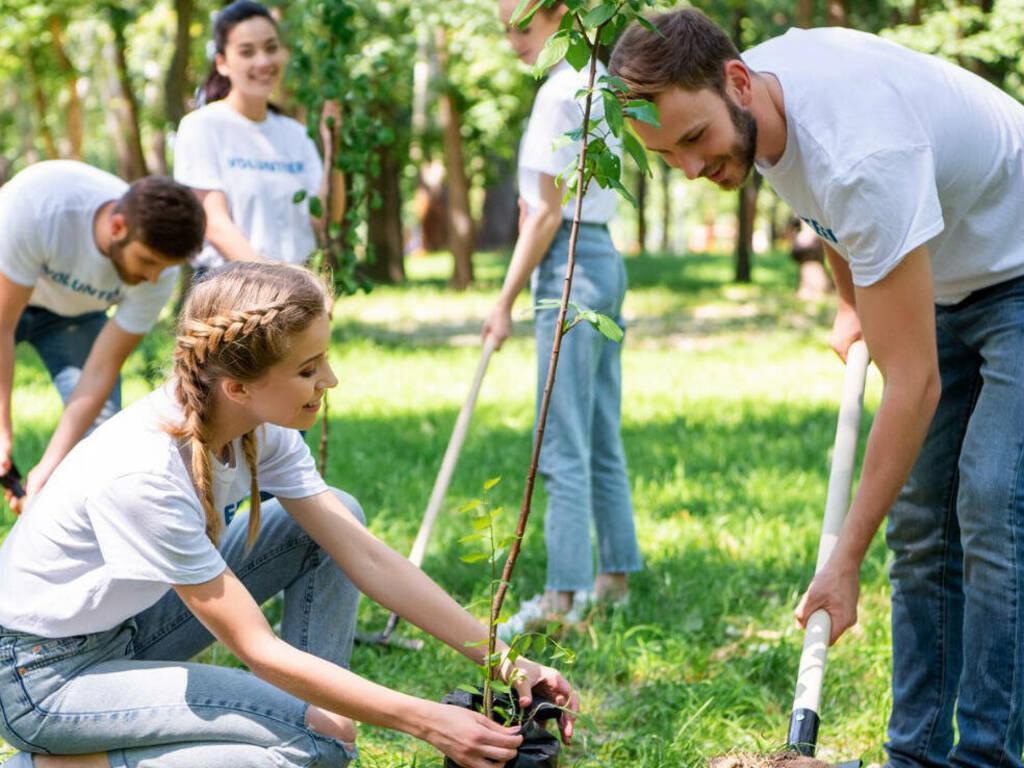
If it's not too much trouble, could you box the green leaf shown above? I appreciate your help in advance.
[599,74,630,93]
[460,552,489,563]
[566,30,591,71]
[623,130,651,175]
[636,15,666,38]
[609,176,638,207]
[483,476,501,491]
[459,499,482,514]
[292,189,307,204]
[592,312,624,342]
[624,99,661,128]
[583,3,615,27]
[456,683,479,695]
[533,30,569,77]
[509,0,537,27]
[458,533,486,544]
[308,196,324,218]
[472,516,493,531]
[602,90,624,136]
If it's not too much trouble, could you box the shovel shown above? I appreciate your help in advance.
[786,340,870,767]
[358,336,496,650]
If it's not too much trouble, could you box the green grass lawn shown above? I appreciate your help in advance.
[1,249,890,767]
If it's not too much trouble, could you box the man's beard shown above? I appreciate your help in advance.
[107,238,141,285]
[719,94,758,190]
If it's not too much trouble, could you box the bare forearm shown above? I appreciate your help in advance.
[206,217,262,263]
[831,371,940,570]
[0,332,14,444]
[497,209,562,310]
[253,637,435,736]
[824,245,856,308]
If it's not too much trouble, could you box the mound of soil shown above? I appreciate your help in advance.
[709,752,835,768]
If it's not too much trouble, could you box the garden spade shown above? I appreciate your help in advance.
[711,342,869,768]
[786,339,870,767]
[358,336,497,650]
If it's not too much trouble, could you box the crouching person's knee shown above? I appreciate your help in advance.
[330,488,366,527]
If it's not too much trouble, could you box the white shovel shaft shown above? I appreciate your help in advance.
[792,340,869,714]
[407,337,496,567]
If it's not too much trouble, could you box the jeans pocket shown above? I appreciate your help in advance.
[14,634,91,674]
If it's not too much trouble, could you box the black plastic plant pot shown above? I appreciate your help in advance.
[440,687,561,768]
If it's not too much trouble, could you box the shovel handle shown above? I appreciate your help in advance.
[789,341,869,751]
[407,336,496,568]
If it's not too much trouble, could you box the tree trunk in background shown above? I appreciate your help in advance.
[796,0,815,27]
[660,161,671,253]
[477,156,518,251]
[365,142,406,283]
[49,16,83,160]
[436,27,475,290]
[165,0,194,128]
[636,170,647,254]
[734,173,762,283]
[25,46,58,160]
[108,10,148,180]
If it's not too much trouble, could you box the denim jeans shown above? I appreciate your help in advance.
[885,275,1024,768]
[14,307,120,428]
[0,489,362,767]
[530,220,643,592]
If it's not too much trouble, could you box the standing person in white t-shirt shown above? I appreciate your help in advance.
[485,0,642,637]
[0,160,205,513]
[612,9,1024,767]
[0,262,578,768]
[174,1,336,270]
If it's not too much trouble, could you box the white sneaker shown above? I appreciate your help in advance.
[564,589,596,623]
[497,594,549,642]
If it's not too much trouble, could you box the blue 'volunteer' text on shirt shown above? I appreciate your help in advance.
[227,157,306,174]
[801,217,839,244]
[40,263,122,302]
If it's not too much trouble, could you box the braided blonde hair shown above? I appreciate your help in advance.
[168,262,329,548]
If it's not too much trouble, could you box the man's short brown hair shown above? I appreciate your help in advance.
[609,8,741,100]
[113,176,206,261]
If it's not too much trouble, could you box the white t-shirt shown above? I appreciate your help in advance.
[173,102,324,269]
[0,161,178,335]
[519,60,621,224]
[744,28,1024,304]
[0,384,327,638]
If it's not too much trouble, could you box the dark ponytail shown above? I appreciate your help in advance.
[200,1,278,107]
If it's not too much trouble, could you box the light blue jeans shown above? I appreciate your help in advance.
[0,490,362,767]
[530,221,642,592]
[885,275,1024,768]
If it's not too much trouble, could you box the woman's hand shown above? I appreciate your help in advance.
[482,304,513,351]
[421,702,523,768]
[503,655,579,744]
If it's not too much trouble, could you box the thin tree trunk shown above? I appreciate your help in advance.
[435,27,475,290]
[49,15,83,160]
[735,174,762,283]
[165,0,194,128]
[25,46,58,160]
[108,11,148,179]
[365,141,406,283]
[796,0,815,27]
[636,169,647,253]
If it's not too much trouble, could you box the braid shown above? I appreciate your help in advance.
[176,305,286,364]
[240,430,261,551]
[171,346,221,545]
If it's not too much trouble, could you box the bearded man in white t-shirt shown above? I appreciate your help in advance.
[0,160,206,513]
[611,9,1024,768]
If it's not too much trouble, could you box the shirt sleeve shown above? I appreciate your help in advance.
[520,79,586,179]
[173,110,224,191]
[825,146,945,286]
[111,265,178,335]
[255,425,329,500]
[0,192,44,287]
[86,473,226,585]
